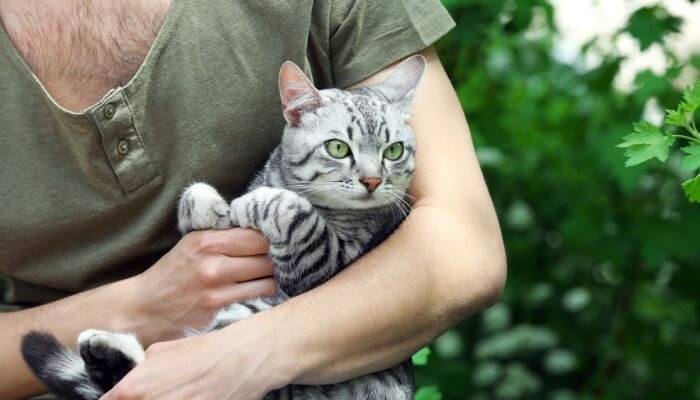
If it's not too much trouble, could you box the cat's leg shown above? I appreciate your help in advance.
[77,329,145,392]
[178,182,232,233]
[229,187,352,296]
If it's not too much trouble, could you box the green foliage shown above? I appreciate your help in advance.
[681,144,700,171]
[412,347,432,366]
[413,0,700,399]
[682,174,700,202]
[619,81,700,202]
[624,6,681,50]
[415,386,443,400]
[617,122,675,166]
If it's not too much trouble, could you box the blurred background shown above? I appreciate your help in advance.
[414,0,700,399]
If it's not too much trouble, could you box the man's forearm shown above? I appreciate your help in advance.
[0,277,140,399]
[0,228,276,399]
[243,203,505,387]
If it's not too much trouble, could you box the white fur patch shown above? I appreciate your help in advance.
[214,303,254,323]
[179,182,231,232]
[50,348,88,381]
[248,297,275,312]
[76,382,103,399]
[78,329,145,364]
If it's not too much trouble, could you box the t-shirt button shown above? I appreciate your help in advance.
[117,139,130,155]
[103,104,116,119]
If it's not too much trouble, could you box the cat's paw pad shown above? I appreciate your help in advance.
[77,330,144,390]
[178,183,231,233]
[78,330,144,366]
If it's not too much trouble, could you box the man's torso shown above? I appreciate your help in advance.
[0,0,319,301]
[0,0,454,306]
[0,0,170,112]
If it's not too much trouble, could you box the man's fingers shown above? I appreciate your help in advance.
[205,255,274,284]
[188,228,269,256]
[207,278,278,306]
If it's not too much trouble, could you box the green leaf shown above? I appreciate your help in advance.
[434,330,465,358]
[617,122,675,166]
[415,386,442,400]
[472,361,503,387]
[412,347,432,366]
[481,303,511,332]
[544,349,579,374]
[682,80,700,108]
[474,325,558,359]
[625,6,681,50]
[664,107,687,127]
[496,363,541,399]
[562,287,591,312]
[682,175,700,202]
[681,145,700,172]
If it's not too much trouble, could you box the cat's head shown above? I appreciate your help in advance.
[277,55,425,210]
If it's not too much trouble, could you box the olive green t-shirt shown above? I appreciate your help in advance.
[0,0,454,308]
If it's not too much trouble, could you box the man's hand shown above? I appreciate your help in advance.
[101,316,281,400]
[129,228,276,344]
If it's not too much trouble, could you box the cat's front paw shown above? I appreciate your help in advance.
[229,187,313,240]
[77,330,144,391]
[229,187,283,229]
[178,182,232,233]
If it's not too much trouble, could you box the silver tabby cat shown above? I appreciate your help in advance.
[21,55,425,400]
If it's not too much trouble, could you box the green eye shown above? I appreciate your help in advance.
[383,142,404,161]
[325,139,350,159]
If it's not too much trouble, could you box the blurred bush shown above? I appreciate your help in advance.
[414,0,700,399]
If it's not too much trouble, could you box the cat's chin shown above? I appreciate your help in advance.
[309,194,399,210]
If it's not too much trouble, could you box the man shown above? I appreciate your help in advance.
[0,0,506,399]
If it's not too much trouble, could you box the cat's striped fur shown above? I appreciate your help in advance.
[22,55,426,399]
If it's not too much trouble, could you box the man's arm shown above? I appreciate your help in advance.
[0,279,139,399]
[0,229,274,400]
[263,46,507,384]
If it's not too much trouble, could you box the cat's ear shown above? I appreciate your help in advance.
[373,55,426,111]
[279,61,321,127]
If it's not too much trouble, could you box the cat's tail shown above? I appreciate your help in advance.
[21,331,104,400]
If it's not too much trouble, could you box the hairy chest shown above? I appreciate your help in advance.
[0,0,170,111]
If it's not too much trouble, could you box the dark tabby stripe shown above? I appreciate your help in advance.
[289,143,324,166]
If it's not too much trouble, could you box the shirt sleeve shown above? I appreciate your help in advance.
[328,0,455,88]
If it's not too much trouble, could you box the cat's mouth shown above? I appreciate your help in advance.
[354,192,393,206]
[352,191,379,201]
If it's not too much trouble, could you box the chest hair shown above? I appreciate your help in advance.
[0,0,169,111]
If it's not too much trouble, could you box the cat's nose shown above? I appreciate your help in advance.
[359,177,382,193]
